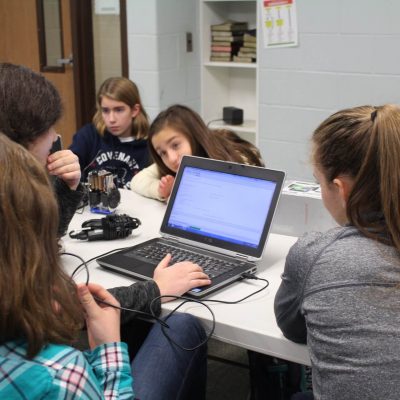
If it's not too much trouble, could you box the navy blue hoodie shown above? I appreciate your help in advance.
[69,123,150,188]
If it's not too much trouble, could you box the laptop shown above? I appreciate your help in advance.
[97,156,285,298]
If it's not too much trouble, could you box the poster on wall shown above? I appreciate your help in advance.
[261,0,298,48]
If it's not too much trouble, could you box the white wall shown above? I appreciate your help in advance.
[258,0,400,181]
[128,0,400,181]
[126,0,200,121]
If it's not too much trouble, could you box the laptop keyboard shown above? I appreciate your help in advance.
[127,242,244,279]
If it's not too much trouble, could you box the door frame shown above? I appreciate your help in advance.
[71,0,129,128]
[70,0,96,129]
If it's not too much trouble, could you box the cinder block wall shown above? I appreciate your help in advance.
[258,0,400,181]
[126,0,200,121]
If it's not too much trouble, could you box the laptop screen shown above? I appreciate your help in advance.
[160,156,285,259]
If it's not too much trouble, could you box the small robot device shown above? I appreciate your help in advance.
[87,170,121,214]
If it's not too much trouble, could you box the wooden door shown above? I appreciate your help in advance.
[50,0,76,147]
[0,0,94,147]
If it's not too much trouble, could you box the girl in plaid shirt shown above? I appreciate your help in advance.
[0,133,133,399]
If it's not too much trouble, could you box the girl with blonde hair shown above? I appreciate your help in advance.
[70,77,150,188]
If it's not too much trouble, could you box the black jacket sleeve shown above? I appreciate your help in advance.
[109,280,161,325]
[53,178,85,237]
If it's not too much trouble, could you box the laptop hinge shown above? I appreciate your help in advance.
[235,253,250,261]
[162,235,181,243]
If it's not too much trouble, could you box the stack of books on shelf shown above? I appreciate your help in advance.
[233,29,257,63]
[210,21,248,62]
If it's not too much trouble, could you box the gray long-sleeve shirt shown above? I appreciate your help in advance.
[275,226,400,400]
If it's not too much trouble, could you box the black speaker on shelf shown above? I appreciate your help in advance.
[223,107,243,125]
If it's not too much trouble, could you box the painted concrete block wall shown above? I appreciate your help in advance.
[258,0,400,181]
[126,0,200,121]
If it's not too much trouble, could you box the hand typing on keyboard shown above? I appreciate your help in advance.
[153,253,211,302]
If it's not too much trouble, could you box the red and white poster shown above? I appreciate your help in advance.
[261,0,298,48]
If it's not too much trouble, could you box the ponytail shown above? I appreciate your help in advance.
[313,104,400,251]
[375,105,400,249]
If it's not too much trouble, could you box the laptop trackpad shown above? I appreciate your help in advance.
[110,257,156,280]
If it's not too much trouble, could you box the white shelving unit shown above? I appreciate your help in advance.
[200,0,258,145]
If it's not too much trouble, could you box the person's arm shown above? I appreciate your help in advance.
[109,254,211,325]
[274,232,323,344]
[47,344,133,400]
[47,284,134,399]
[131,164,165,201]
[54,178,84,237]
[158,175,175,199]
[78,284,134,398]
[84,343,134,400]
[47,149,81,191]
[109,280,162,324]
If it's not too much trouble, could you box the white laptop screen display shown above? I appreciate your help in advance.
[167,167,276,249]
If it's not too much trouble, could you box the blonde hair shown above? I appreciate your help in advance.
[312,104,400,251]
[0,133,83,358]
[93,77,149,139]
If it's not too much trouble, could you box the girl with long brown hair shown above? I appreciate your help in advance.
[275,104,400,400]
[131,104,264,200]
[0,133,133,398]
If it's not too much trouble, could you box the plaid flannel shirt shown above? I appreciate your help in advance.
[0,340,134,399]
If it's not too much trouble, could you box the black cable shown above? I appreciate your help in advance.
[64,246,131,279]
[61,250,171,329]
[150,295,216,351]
[203,273,269,305]
[76,183,89,213]
[207,118,225,128]
[62,252,90,285]
[62,249,214,350]
[62,250,269,351]
[93,297,170,329]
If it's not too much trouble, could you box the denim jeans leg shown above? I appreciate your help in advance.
[131,313,208,400]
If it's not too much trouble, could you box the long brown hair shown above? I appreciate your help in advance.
[312,104,400,251]
[0,133,83,358]
[148,104,264,176]
[93,77,149,139]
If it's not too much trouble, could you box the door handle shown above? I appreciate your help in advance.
[56,54,73,66]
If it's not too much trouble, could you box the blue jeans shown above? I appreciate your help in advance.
[291,392,314,400]
[131,313,207,400]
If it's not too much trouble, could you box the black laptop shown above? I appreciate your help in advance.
[97,156,285,298]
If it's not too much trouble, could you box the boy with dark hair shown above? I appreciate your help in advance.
[0,62,84,235]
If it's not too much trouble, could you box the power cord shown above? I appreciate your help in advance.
[151,295,216,351]
[207,118,225,128]
[65,247,131,279]
[62,251,171,328]
[203,273,269,305]
[62,251,270,351]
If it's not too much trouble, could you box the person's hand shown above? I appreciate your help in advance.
[153,254,211,302]
[47,150,81,190]
[158,175,175,199]
[77,283,121,349]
